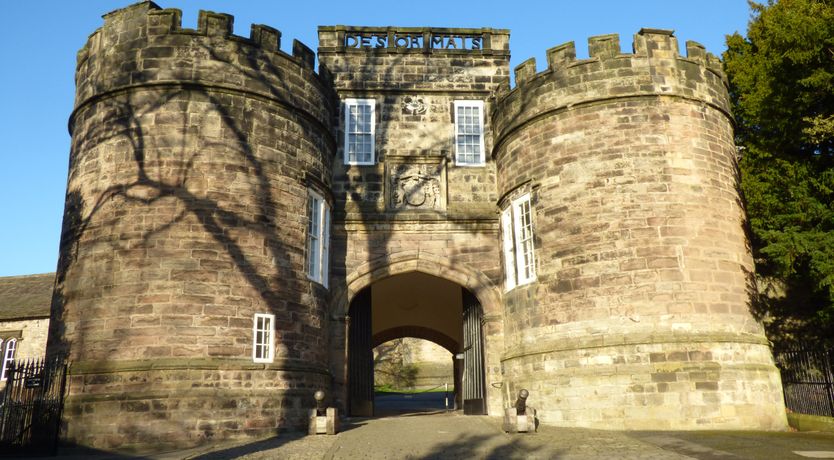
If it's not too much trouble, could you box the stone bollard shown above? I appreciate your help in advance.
[308,390,339,435]
[502,389,536,433]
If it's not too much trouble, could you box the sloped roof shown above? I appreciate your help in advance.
[0,273,54,321]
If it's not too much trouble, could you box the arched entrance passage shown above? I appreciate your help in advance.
[331,251,502,319]
[372,326,457,353]
[345,271,487,417]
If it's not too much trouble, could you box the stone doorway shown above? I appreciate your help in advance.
[346,272,486,416]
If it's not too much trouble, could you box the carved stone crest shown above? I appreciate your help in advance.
[387,159,446,211]
[402,96,427,115]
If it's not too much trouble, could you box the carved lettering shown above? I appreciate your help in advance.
[346,31,484,51]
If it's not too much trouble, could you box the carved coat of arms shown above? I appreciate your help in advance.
[388,163,444,211]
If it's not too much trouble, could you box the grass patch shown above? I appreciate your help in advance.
[374,384,455,394]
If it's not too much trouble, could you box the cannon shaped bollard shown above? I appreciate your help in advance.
[308,390,339,435]
[502,389,536,433]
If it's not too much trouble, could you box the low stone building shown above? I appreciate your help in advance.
[46,1,788,453]
[0,273,54,388]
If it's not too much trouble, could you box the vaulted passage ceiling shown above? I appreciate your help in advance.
[371,272,463,352]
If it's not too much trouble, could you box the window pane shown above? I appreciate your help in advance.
[1,339,17,381]
[253,314,274,362]
[502,208,516,290]
[514,196,536,283]
[345,100,374,164]
[307,195,321,279]
[455,102,483,165]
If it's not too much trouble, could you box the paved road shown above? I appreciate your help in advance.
[185,409,834,460]
[374,391,452,417]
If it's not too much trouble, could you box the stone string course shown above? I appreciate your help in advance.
[48,1,787,453]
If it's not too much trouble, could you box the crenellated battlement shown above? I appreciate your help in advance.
[79,2,319,73]
[492,29,730,145]
[72,1,334,133]
[510,28,724,87]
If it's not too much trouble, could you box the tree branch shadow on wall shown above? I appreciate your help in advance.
[327,46,511,416]
[46,26,336,448]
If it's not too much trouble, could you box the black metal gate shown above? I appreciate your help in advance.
[461,289,486,415]
[0,356,67,456]
[774,347,834,417]
[348,288,374,416]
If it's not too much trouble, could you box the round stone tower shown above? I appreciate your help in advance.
[47,2,335,451]
[492,29,787,430]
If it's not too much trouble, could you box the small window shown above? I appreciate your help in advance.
[344,98,376,165]
[252,313,275,363]
[1,338,16,381]
[502,194,536,290]
[307,190,331,287]
[454,100,485,166]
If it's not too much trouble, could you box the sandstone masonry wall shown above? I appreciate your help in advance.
[492,29,786,430]
[48,2,334,451]
[318,27,510,414]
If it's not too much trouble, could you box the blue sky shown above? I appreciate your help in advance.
[0,0,752,277]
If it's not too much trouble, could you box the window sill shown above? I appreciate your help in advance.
[504,278,535,293]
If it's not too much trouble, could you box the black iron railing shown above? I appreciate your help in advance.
[774,347,834,417]
[0,356,67,456]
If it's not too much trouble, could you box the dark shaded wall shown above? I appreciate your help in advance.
[47,2,335,451]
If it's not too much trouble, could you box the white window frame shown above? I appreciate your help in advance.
[453,100,486,166]
[502,193,536,290]
[1,338,16,381]
[344,98,376,165]
[307,190,330,288]
[252,313,275,363]
[501,208,517,291]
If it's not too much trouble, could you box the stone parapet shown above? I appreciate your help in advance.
[492,29,729,149]
[72,2,334,137]
[318,26,510,94]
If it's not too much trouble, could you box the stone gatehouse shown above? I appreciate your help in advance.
[46,1,787,452]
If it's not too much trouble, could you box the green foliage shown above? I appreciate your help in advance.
[724,0,834,345]
[373,339,419,389]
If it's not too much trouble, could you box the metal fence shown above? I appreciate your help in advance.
[774,347,834,417]
[0,356,67,456]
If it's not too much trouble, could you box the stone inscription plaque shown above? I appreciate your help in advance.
[344,32,483,50]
